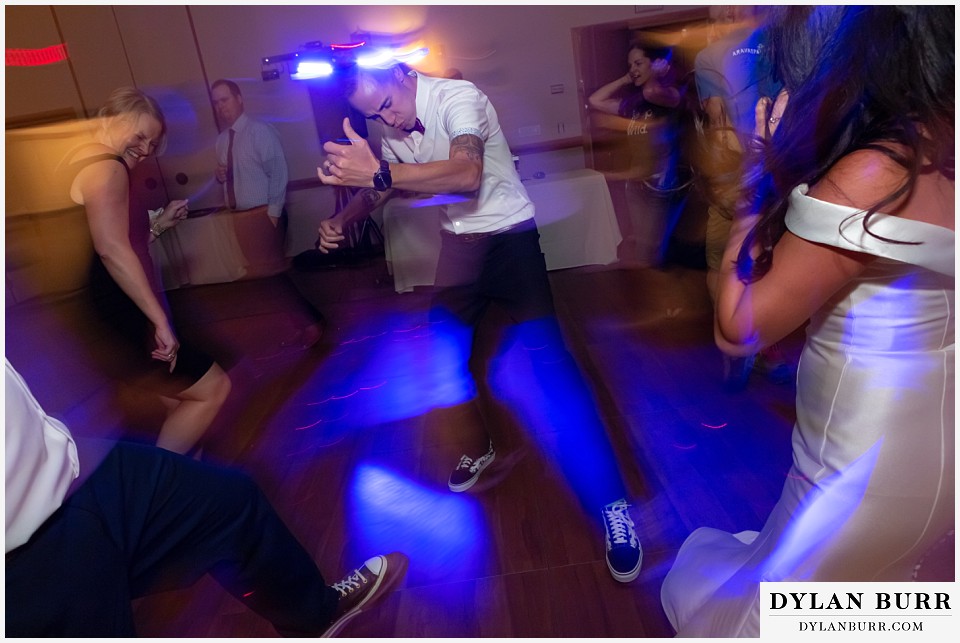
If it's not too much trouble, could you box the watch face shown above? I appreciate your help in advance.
[374,162,392,191]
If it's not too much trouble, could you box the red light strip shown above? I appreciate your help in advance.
[6,43,69,66]
[330,41,365,49]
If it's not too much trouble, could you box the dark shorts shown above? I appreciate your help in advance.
[88,259,215,396]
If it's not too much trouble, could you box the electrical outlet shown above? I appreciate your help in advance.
[518,124,541,137]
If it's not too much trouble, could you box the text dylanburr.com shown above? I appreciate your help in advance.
[760,582,955,639]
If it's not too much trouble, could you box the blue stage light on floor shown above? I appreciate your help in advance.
[349,464,488,579]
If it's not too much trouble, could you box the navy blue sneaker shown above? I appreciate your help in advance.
[322,552,408,637]
[448,443,496,492]
[602,499,642,583]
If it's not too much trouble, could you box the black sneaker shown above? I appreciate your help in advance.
[321,552,409,638]
[447,443,496,492]
[601,499,642,583]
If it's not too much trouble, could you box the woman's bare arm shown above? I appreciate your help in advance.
[74,158,179,359]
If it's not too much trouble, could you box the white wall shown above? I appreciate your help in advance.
[5,5,700,249]
[187,4,661,179]
[7,4,705,176]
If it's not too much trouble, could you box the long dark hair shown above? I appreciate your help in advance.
[739,5,954,282]
[628,37,672,68]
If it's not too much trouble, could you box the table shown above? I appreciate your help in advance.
[149,206,289,291]
[381,168,622,293]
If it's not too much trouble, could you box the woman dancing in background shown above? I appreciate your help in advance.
[662,6,954,636]
[588,38,682,268]
[63,87,231,455]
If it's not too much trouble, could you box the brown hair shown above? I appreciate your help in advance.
[211,78,242,98]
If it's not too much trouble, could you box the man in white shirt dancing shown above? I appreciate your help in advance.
[317,61,642,583]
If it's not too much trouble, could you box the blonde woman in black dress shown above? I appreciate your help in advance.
[65,87,231,455]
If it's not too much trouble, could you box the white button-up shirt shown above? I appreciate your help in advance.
[379,73,534,235]
[5,359,80,552]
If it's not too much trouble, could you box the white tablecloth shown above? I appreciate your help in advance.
[382,168,622,293]
[149,206,288,291]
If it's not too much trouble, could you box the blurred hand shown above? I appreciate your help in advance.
[652,59,671,78]
[151,321,180,373]
[755,89,789,140]
[159,199,189,229]
[216,163,227,183]
[317,118,379,187]
[316,215,346,254]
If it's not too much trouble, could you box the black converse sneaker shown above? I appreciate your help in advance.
[601,499,642,583]
[447,443,496,492]
[321,552,409,638]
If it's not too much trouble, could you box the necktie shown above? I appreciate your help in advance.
[226,128,237,209]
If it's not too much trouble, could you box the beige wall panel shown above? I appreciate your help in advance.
[53,5,134,117]
[112,5,221,208]
[5,5,84,120]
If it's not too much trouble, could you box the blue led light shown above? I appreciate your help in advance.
[291,60,334,79]
[289,43,430,79]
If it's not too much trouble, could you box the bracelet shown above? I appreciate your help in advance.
[149,206,165,238]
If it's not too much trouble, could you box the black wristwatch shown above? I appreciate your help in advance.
[373,159,392,191]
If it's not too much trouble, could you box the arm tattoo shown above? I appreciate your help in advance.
[450,134,484,162]
[360,188,383,208]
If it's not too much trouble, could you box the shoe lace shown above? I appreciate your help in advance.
[456,454,480,473]
[456,446,492,473]
[331,567,369,597]
[603,500,638,547]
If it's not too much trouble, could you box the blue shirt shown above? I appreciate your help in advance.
[216,112,289,218]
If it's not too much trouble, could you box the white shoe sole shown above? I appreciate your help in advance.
[607,549,643,583]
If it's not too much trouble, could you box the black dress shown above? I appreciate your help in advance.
[63,148,214,395]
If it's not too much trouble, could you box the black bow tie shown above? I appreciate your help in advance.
[407,118,425,135]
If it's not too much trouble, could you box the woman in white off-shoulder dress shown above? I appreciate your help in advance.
[661,7,954,637]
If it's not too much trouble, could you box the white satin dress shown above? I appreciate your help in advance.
[661,184,955,637]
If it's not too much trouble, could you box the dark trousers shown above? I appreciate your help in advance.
[429,221,627,513]
[5,441,338,637]
[432,220,557,325]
